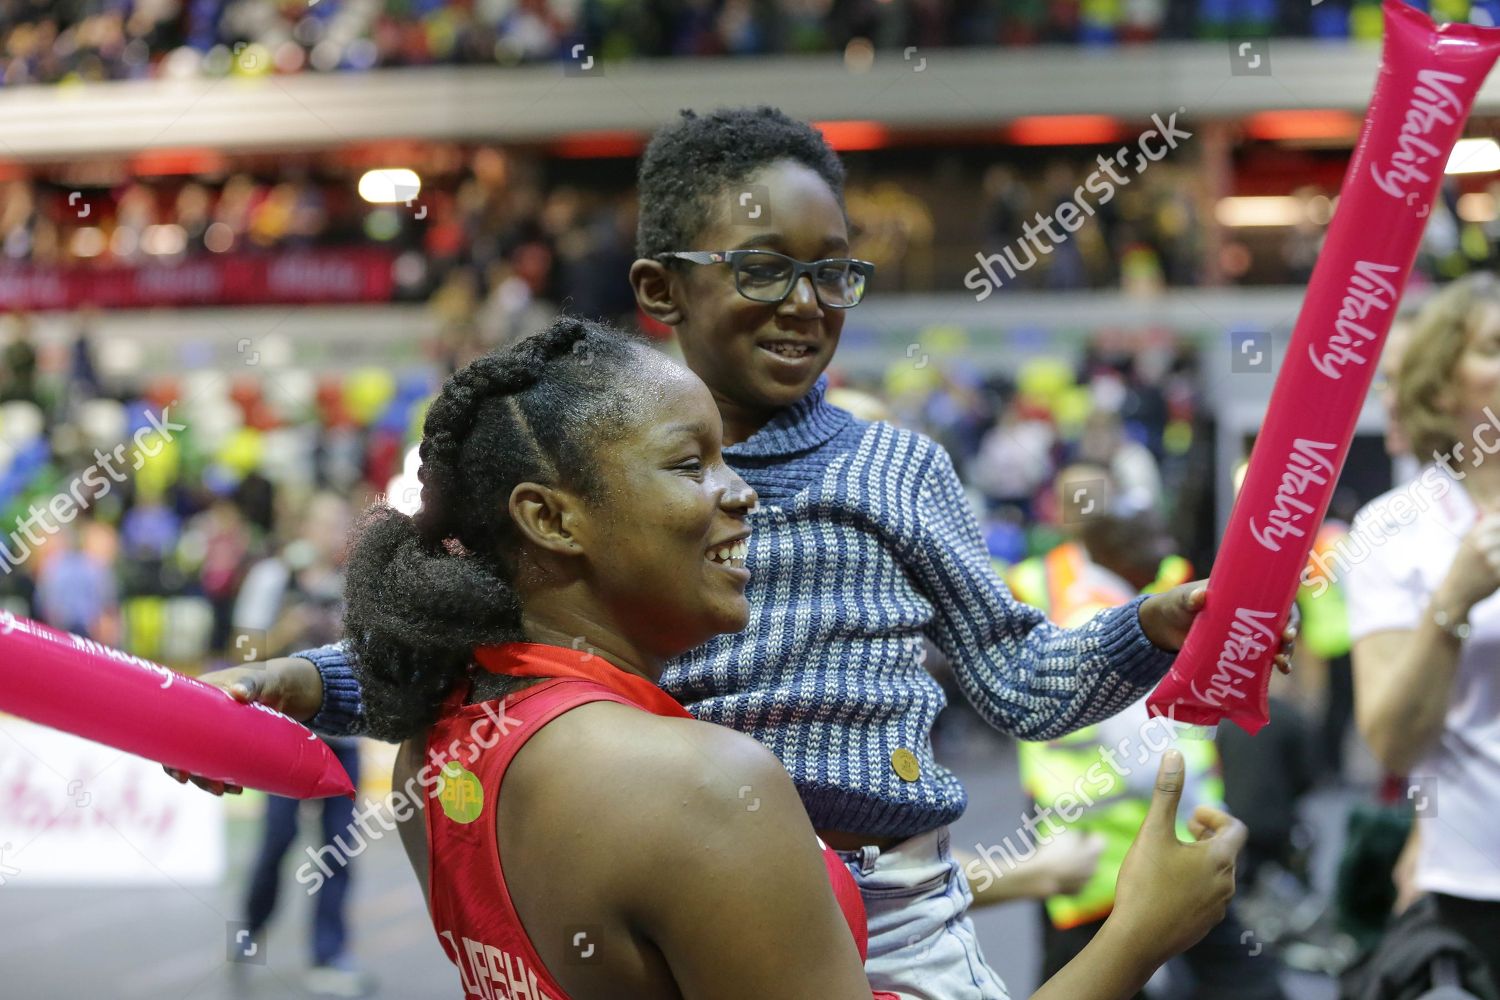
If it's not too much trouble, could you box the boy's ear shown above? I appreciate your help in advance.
[630,258,683,327]
[508,482,585,557]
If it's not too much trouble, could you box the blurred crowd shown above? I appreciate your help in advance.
[5,149,1499,301]
[1,174,342,264]
[973,161,1208,292]
[5,0,1500,88]
[866,327,1214,568]
[0,310,435,668]
[0,153,642,321]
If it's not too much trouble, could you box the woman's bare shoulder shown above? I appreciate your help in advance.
[515,702,791,814]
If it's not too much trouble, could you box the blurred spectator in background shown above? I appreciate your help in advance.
[1039,162,1090,291]
[35,523,118,642]
[956,826,1108,913]
[1076,410,1163,515]
[63,309,103,411]
[180,497,258,654]
[1347,272,1500,986]
[972,399,1057,521]
[234,491,350,658]
[117,483,188,647]
[846,179,936,290]
[1,312,39,405]
[232,491,372,999]
[980,165,1031,283]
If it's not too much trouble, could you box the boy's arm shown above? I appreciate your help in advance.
[909,442,1176,741]
[191,644,366,735]
[165,644,366,795]
[292,642,367,736]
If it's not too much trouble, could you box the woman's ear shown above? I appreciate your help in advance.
[630,258,684,327]
[509,482,584,557]
[1433,382,1457,420]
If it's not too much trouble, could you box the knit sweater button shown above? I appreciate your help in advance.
[891,748,920,782]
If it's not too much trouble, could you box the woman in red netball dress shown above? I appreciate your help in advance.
[404,642,898,1000]
[341,317,1248,1000]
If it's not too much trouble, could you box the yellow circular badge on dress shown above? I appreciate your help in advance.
[437,760,484,824]
[891,748,921,782]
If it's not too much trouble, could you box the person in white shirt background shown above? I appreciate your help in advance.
[1373,312,1419,489]
[1346,271,1500,982]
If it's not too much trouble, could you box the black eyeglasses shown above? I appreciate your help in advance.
[657,249,875,309]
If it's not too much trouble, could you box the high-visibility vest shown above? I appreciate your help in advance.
[1006,542,1112,630]
[1298,520,1352,660]
[1006,543,1191,630]
[1008,544,1224,929]
[122,596,166,661]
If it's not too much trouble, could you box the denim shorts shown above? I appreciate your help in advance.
[838,826,1011,1000]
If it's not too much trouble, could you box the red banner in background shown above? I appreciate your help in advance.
[0,247,397,311]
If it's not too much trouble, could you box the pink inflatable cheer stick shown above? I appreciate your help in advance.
[1149,0,1500,733]
[0,611,354,798]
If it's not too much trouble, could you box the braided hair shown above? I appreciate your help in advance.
[635,106,846,260]
[344,316,652,742]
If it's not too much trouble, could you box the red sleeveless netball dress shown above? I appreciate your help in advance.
[421,641,897,1000]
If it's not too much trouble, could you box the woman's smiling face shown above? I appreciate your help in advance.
[566,353,759,657]
[655,159,852,428]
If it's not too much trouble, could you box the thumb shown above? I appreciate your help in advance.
[229,674,262,703]
[1144,749,1185,838]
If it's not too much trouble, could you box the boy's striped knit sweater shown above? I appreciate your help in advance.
[302,377,1177,838]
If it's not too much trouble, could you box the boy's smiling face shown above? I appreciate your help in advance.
[633,159,851,438]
